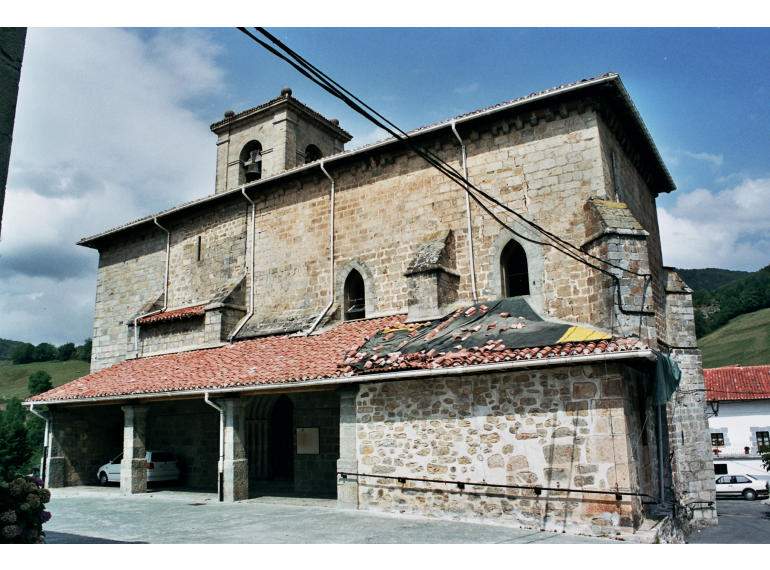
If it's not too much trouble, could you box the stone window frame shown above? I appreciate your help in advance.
[485,224,545,315]
[335,260,377,319]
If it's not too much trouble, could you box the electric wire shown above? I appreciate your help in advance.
[251,27,650,280]
[237,27,652,316]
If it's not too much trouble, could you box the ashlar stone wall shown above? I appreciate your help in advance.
[354,363,657,537]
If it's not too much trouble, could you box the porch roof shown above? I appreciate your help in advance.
[26,299,653,406]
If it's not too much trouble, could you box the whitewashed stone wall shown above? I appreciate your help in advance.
[355,364,651,537]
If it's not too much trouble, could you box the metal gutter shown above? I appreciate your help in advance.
[203,392,224,502]
[229,188,257,341]
[132,217,170,353]
[28,404,49,483]
[79,73,672,248]
[450,120,478,303]
[25,349,656,406]
[304,160,336,335]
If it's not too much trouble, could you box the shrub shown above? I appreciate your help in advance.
[28,371,53,396]
[0,399,32,481]
[0,476,52,543]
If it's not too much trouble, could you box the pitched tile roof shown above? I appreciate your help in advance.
[704,365,770,402]
[27,316,403,403]
[137,304,206,325]
[28,299,651,405]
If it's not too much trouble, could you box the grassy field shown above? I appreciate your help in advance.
[700,307,770,369]
[0,359,90,401]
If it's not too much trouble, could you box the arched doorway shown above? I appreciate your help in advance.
[269,395,294,481]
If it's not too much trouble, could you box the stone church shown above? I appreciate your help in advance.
[27,73,716,539]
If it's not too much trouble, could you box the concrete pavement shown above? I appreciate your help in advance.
[688,499,770,544]
[44,487,616,544]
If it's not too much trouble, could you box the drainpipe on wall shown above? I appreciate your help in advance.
[28,404,49,482]
[450,120,478,303]
[305,160,335,336]
[229,187,257,341]
[655,404,666,503]
[133,217,171,353]
[204,392,224,502]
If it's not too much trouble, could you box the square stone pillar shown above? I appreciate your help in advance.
[120,405,148,495]
[45,412,66,488]
[337,386,359,509]
[222,398,248,502]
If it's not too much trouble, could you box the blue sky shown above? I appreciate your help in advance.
[2,28,769,344]
[202,28,770,203]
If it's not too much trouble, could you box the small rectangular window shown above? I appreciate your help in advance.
[711,433,725,447]
[714,463,728,475]
[757,431,770,450]
[195,235,202,262]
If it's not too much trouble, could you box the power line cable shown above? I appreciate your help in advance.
[248,27,650,282]
[237,27,651,315]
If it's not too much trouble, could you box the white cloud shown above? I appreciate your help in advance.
[453,82,479,95]
[682,150,724,168]
[659,177,770,270]
[0,28,226,344]
[349,127,390,149]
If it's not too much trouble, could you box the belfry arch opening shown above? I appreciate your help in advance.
[500,240,530,297]
[239,140,262,183]
[304,144,322,164]
[343,269,365,321]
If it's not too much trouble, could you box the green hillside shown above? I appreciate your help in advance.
[676,267,752,292]
[0,359,90,401]
[700,307,770,369]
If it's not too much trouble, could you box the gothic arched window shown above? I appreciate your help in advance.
[240,140,262,183]
[343,269,365,320]
[304,144,322,164]
[500,240,530,297]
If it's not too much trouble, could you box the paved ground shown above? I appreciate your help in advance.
[44,487,615,544]
[688,499,770,544]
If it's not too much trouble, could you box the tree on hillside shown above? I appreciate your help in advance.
[27,371,52,396]
[76,339,92,362]
[0,399,32,480]
[10,343,36,364]
[56,342,76,361]
[33,343,57,363]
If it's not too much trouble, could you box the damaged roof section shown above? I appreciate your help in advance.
[340,297,645,374]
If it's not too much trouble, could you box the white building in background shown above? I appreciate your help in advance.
[705,365,770,481]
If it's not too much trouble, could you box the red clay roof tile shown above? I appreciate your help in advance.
[137,305,207,325]
[28,316,404,403]
[704,365,770,402]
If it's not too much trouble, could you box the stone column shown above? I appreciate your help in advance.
[120,405,148,495]
[337,386,359,509]
[46,411,66,488]
[222,398,248,502]
[662,269,717,529]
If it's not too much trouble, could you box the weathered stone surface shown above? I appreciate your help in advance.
[354,365,650,536]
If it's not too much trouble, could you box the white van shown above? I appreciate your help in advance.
[97,451,180,485]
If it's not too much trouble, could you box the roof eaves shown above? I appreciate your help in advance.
[78,73,672,247]
[24,348,656,406]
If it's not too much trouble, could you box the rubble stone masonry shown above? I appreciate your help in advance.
[354,364,654,537]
